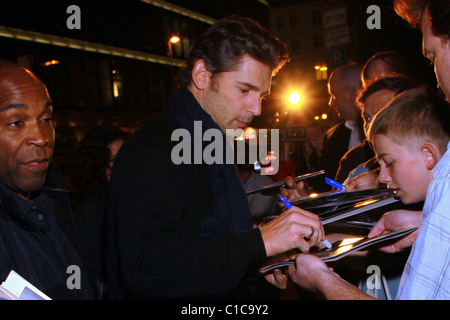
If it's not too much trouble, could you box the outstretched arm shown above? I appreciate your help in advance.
[288,254,376,300]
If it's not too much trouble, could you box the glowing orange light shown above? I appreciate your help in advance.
[354,199,379,208]
[44,59,59,66]
[169,35,180,44]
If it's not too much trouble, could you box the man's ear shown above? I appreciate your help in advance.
[348,86,358,102]
[421,143,439,170]
[191,59,210,90]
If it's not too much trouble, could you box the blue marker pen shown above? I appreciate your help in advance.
[279,196,332,249]
[325,177,345,190]
[279,196,293,209]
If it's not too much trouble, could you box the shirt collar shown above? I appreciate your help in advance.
[0,182,54,230]
[345,120,357,130]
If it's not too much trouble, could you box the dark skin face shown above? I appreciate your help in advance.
[0,65,54,198]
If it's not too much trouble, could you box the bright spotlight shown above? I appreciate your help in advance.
[286,90,303,108]
[169,35,180,44]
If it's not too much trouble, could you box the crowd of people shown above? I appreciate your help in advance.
[0,0,448,300]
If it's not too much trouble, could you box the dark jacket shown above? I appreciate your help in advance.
[317,121,352,191]
[104,91,267,299]
[335,139,375,183]
[0,179,95,300]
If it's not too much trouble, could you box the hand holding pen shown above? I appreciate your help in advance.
[259,201,326,256]
[279,196,332,249]
[280,177,310,202]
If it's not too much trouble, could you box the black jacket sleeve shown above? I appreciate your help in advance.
[106,114,267,299]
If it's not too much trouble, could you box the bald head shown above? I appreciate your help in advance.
[329,63,363,89]
[328,63,363,121]
[0,59,54,196]
[0,60,48,96]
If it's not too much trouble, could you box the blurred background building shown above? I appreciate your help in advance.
[0,0,436,176]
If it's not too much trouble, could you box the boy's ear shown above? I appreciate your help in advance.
[421,143,439,170]
[191,59,211,90]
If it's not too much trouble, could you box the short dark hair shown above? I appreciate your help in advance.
[177,16,289,87]
[368,85,450,155]
[69,125,128,204]
[394,0,450,40]
[358,75,421,109]
[362,51,413,85]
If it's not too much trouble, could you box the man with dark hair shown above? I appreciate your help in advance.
[336,76,420,186]
[290,86,450,300]
[105,16,325,299]
[344,0,450,190]
[0,60,95,299]
[361,51,414,88]
[394,0,450,100]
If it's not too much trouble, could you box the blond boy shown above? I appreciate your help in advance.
[289,86,450,300]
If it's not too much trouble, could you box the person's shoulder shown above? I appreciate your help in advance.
[326,121,347,137]
[133,110,177,140]
[122,110,177,152]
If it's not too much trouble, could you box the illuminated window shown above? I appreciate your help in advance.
[112,69,122,98]
[314,63,328,80]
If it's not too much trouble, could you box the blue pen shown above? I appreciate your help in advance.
[325,177,345,190]
[279,196,332,249]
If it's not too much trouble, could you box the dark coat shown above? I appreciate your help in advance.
[335,139,376,183]
[317,121,352,190]
[0,175,95,300]
[104,108,266,299]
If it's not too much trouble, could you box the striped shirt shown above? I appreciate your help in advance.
[397,142,450,299]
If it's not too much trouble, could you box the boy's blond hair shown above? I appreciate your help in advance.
[368,86,450,155]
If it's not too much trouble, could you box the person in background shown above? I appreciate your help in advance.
[339,76,421,187]
[361,51,414,88]
[290,86,450,300]
[344,0,450,191]
[394,0,450,101]
[104,16,325,299]
[335,50,418,184]
[317,63,367,191]
[69,124,128,297]
[0,60,95,299]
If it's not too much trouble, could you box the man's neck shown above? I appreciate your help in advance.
[17,191,31,202]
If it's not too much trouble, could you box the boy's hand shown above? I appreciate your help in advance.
[368,209,423,253]
[344,170,380,190]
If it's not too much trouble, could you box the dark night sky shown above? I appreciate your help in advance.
[0,0,433,76]
[0,0,437,109]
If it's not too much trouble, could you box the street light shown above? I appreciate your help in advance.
[168,35,180,62]
[286,90,303,109]
[168,35,181,79]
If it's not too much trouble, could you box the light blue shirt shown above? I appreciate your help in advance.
[396,142,450,299]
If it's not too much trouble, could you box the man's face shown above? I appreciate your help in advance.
[422,8,450,101]
[200,54,272,132]
[328,75,359,121]
[362,89,396,136]
[374,134,432,204]
[0,67,54,194]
